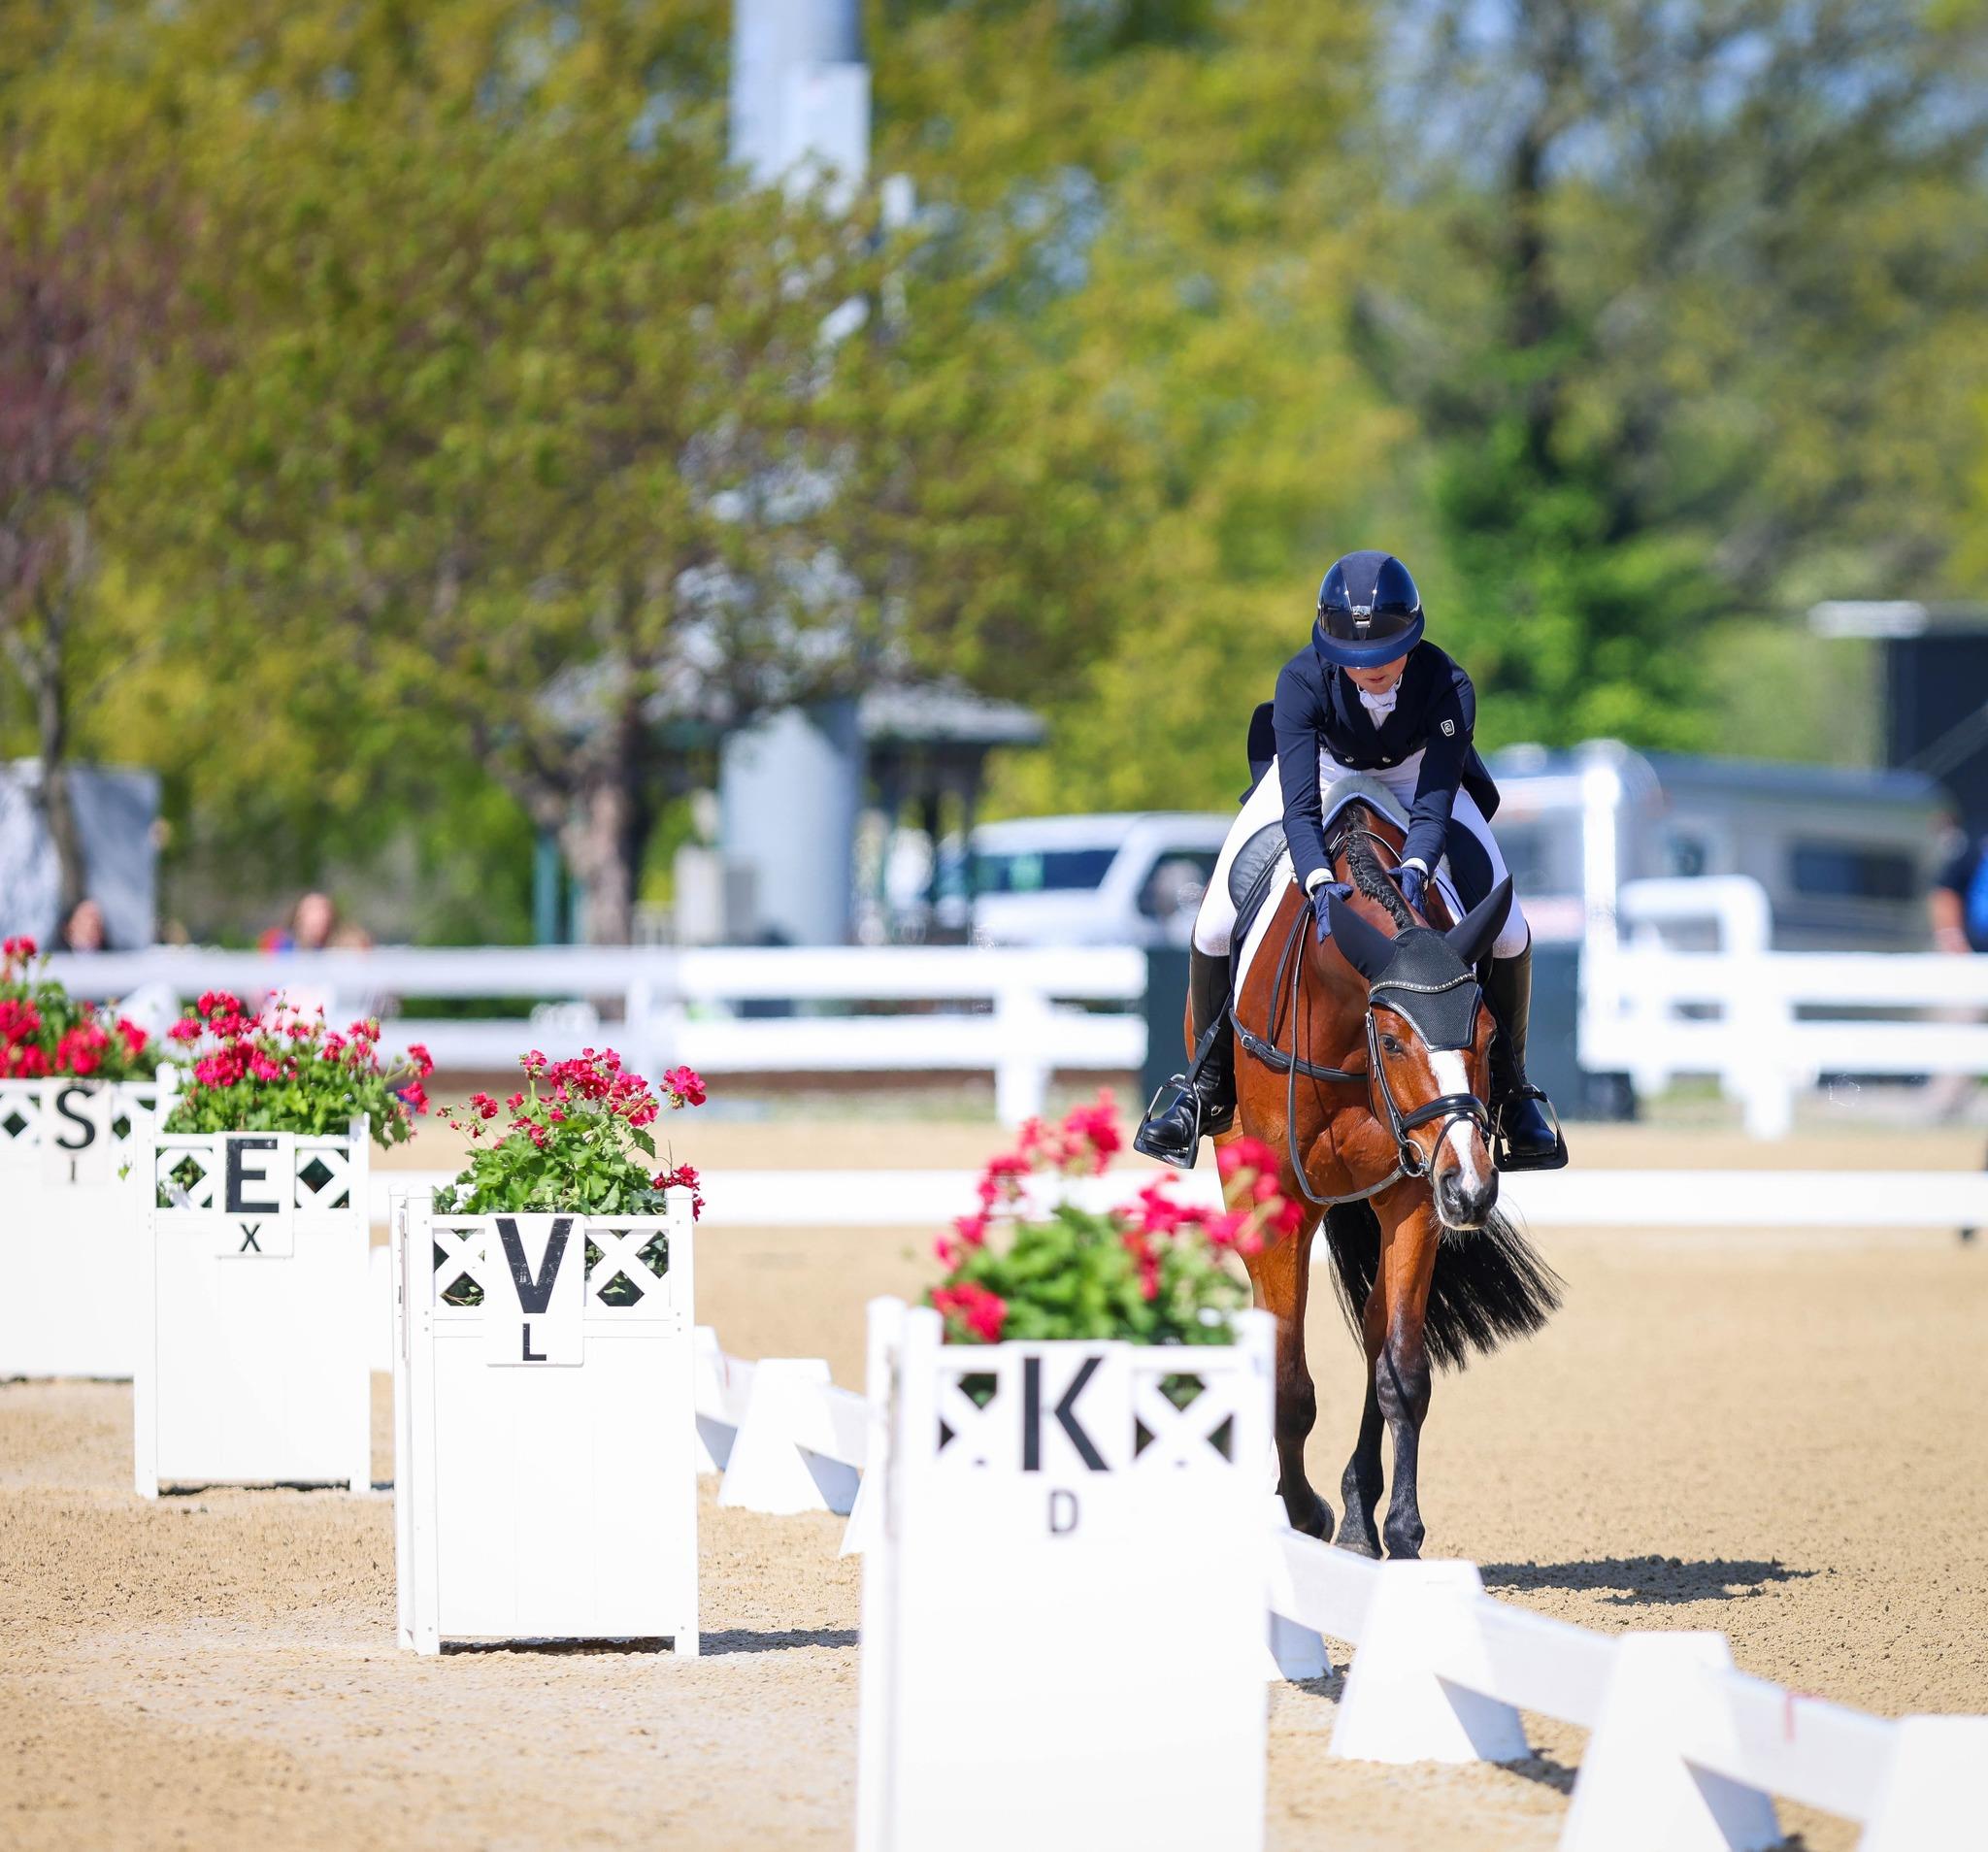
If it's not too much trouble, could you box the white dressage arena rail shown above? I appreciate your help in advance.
[1585,876,1988,1137]
[690,1320,1988,1850]
[49,909,1988,1137]
[44,944,1146,1126]
[369,1166,1988,1232]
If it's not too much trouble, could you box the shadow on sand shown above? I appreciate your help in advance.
[1477,1555,1812,1606]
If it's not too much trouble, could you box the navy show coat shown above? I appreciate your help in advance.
[1273,639,1500,891]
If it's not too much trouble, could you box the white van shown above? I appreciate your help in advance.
[964,812,1233,948]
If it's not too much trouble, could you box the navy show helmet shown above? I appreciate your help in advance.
[1314,550,1425,669]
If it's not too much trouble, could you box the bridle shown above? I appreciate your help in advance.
[1363,973,1491,1183]
[1231,832,1492,1209]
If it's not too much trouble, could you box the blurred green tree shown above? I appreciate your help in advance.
[100,0,1135,941]
[874,0,1419,815]
[1351,0,1988,753]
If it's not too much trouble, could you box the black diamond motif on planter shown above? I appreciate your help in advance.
[299,1156,336,1196]
[440,1273,483,1307]
[958,1372,997,1410]
[636,1233,670,1278]
[1158,1372,1205,1412]
[111,1114,131,1141]
[597,1270,645,1307]
[1,1108,28,1140]
[937,1418,956,1453]
[1206,1415,1235,1462]
[1134,1418,1155,1458]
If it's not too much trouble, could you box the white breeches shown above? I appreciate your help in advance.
[1192,749,1530,961]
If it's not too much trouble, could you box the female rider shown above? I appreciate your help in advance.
[1137,548,1567,1173]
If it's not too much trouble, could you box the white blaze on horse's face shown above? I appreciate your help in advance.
[1430,1049,1494,1208]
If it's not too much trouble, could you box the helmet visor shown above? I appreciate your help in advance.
[1317,604,1419,647]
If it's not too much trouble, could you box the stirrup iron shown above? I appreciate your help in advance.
[1492,1083,1569,1174]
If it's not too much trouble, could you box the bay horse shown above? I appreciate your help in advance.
[1220,798,1561,1558]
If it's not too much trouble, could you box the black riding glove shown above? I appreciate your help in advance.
[1309,880,1354,943]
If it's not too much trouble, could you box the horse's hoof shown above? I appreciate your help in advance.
[1336,1526,1381,1560]
[1383,1526,1425,1561]
[1281,1487,1334,1540]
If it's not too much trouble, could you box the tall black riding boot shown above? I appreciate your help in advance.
[1134,946,1238,1170]
[1484,932,1569,1173]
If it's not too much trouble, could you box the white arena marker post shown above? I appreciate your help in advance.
[1264,1500,1331,1681]
[717,1357,860,1516]
[691,1326,731,1473]
[0,1072,175,1380]
[1860,1715,1988,1852]
[136,1119,371,1498]
[394,1188,700,1656]
[1328,1559,1529,1764]
[1561,1634,1780,1852]
[856,1298,1273,1852]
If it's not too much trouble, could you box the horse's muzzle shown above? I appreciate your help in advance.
[1434,1148,1499,1232]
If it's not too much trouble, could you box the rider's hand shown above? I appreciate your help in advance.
[1391,861,1427,913]
[1309,878,1353,942]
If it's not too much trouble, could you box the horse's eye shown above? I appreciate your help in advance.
[1381,1034,1404,1056]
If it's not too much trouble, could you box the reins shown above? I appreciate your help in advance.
[1229,828,1490,1211]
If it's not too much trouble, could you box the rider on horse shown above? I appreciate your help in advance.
[1138,547,1568,1174]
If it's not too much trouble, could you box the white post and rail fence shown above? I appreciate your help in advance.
[44,882,1988,1137]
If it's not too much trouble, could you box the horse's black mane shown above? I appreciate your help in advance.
[1337,803,1416,931]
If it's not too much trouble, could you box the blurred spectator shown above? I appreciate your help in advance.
[58,898,110,953]
[1931,826,1988,957]
[258,890,341,953]
[1929,820,1988,1239]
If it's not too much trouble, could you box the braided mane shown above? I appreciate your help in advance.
[1337,802,1415,931]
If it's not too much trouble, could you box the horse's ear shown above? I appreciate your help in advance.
[1326,891,1398,982]
[1446,876,1512,969]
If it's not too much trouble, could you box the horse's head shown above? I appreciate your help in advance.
[1325,878,1512,1232]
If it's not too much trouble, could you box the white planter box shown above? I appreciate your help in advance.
[392,1188,700,1655]
[135,1123,372,1496]
[856,1299,1274,1852]
[0,1074,176,1379]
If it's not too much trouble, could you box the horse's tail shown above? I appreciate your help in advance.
[1317,1203,1562,1372]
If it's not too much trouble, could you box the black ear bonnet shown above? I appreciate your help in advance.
[1366,930,1482,1051]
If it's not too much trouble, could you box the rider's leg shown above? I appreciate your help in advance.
[1135,770,1282,1168]
[1449,792,1567,1170]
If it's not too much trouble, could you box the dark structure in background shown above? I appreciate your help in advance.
[1813,603,1988,835]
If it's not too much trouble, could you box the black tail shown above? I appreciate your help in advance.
[1317,1203,1562,1372]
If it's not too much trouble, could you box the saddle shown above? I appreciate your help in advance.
[1226,776,1448,993]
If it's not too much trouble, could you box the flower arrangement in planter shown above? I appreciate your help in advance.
[1,937,157,1080]
[436,1048,705,1218]
[160,990,430,1142]
[928,1091,1300,1346]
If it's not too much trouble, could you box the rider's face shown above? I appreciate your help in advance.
[1344,659,1406,696]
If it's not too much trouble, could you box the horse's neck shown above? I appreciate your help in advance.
[1259,888,1366,1068]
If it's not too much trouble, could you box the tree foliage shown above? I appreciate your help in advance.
[2,0,1984,941]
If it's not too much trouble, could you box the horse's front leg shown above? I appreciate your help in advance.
[1336,1274,1387,1559]
[1374,1194,1440,1560]
[1245,1218,1333,1541]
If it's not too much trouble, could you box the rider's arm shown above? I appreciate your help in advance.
[1400,672,1474,875]
[1273,660,1333,893]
